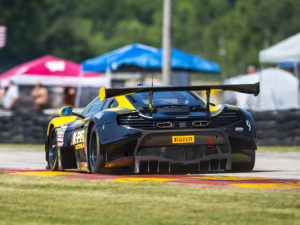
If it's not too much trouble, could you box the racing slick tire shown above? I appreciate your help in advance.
[47,128,59,171]
[231,150,255,172]
[88,125,105,173]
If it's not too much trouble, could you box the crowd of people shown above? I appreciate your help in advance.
[0,81,76,111]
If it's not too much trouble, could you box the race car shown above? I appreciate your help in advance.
[45,83,259,173]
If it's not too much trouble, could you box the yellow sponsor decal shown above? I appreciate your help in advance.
[172,136,194,144]
[74,143,84,150]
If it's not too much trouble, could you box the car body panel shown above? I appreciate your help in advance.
[47,116,77,135]
[45,84,258,173]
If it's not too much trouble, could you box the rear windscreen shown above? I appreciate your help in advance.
[126,91,205,108]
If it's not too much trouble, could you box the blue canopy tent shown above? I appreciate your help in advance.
[82,43,220,73]
[82,43,220,87]
[277,62,295,68]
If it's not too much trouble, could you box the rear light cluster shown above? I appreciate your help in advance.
[118,109,240,130]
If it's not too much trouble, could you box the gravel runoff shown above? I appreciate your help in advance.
[0,149,299,180]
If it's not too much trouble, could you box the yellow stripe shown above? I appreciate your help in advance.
[53,158,57,169]
[185,176,265,181]
[115,96,135,110]
[107,177,179,183]
[11,171,78,177]
[229,182,300,189]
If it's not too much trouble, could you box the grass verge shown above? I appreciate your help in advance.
[0,144,44,150]
[258,146,300,152]
[0,174,299,225]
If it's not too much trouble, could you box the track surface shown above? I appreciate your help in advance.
[0,148,300,189]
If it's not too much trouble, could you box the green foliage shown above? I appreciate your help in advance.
[202,0,300,76]
[1,0,300,76]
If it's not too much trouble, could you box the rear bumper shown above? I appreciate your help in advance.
[104,129,234,173]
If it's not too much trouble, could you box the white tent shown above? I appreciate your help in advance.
[259,33,300,63]
[224,68,299,110]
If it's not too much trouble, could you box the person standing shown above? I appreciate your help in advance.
[0,86,5,107]
[2,80,19,110]
[64,87,76,107]
[30,81,49,111]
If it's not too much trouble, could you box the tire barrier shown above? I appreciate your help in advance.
[0,110,55,144]
[0,109,299,146]
[250,109,300,146]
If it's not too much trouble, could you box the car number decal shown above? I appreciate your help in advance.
[72,130,85,150]
[172,136,194,144]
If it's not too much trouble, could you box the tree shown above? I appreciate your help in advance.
[202,0,300,76]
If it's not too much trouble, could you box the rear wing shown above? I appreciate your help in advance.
[99,82,260,100]
[99,82,259,116]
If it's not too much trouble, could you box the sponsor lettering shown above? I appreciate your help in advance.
[74,143,84,150]
[56,125,67,147]
[172,136,194,143]
[95,112,104,119]
[235,127,244,132]
[45,61,65,72]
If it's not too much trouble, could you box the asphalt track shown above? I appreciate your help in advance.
[0,148,300,189]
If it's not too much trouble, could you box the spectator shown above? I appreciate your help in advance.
[30,81,49,111]
[64,87,76,106]
[2,80,19,110]
[50,86,65,108]
[247,65,256,74]
[0,87,5,107]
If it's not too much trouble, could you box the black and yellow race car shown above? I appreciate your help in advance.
[45,83,259,173]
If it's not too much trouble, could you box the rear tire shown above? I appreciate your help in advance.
[231,150,255,172]
[88,125,105,173]
[47,128,58,171]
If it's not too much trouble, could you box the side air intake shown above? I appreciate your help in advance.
[155,121,173,129]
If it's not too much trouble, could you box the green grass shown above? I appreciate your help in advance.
[0,144,44,150]
[258,146,300,152]
[0,174,299,225]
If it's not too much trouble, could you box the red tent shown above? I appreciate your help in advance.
[0,55,109,88]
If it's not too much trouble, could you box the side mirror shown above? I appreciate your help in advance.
[59,106,73,117]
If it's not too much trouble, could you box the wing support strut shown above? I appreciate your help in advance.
[206,89,211,116]
[149,91,153,117]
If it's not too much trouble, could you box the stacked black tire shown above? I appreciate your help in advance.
[0,112,13,143]
[252,109,300,146]
[1,109,300,146]
[0,111,55,144]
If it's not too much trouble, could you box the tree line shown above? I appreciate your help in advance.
[0,0,299,77]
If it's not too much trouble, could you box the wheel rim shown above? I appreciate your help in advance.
[89,131,98,170]
[48,130,57,168]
